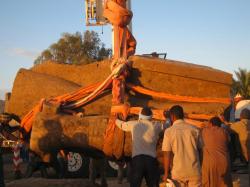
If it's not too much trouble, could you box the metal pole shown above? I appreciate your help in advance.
[126,0,132,33]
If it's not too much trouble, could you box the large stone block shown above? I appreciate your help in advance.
[8,56,232,119]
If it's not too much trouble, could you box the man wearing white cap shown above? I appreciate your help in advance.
[116,107,164,187]
[234,99,250,120]
[230,108,250,163]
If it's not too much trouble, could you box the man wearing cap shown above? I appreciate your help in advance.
[230,108,250,163]
[116,107,164,187]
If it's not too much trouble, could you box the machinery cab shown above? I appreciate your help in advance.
[85,0,107,26]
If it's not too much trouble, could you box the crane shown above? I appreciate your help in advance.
[84,0,136,156]
[84,0,135,58]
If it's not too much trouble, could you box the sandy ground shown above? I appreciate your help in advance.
[2,153,249,187]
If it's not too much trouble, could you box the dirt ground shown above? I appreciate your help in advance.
[3,153,130,187]
[2,153,249,187]
[6,178,130,187]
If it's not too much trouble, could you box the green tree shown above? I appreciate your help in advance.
[34,31,111,65]
[232,68,250,99]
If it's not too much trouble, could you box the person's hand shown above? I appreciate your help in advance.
[163,110,170,119]
[219,114,225,122]
[76,112,84,118]
[162,174,168,182]
[117,113,124,121]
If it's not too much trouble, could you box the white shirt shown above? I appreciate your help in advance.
[116,119,163,158]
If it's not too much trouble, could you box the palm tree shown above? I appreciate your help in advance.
[233,68,250,99]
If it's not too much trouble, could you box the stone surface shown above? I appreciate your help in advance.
[30,112,116,162]
[7,69,81,118]
[7,56,232,118]
[31,56,232,98]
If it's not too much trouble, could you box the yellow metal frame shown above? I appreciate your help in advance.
[85,0,107,26]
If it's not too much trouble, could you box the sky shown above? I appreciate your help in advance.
[0,0,250,96]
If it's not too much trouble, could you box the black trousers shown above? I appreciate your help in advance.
[130,154,159,187]
[0,150,5,187]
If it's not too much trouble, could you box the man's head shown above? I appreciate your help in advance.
[240,108,250,120]
[139,107,153,120]
[141,107,152,116]
[209,116,222,127]
[169,105,184,123]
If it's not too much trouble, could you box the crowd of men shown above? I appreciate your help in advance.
[1,103,250,187]
[116,105,250,187]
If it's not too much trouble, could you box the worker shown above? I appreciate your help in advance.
[230,108,250,164]
[117,160,132,184]
[89,157,108,187]
[201,117,232,187]
[0,114,22,179]
[0,133,5,187]
[116,160,125,184]
[24,151,48,178]
[162,105,202,187]
[116,107,164,187]
[0,149,5,187]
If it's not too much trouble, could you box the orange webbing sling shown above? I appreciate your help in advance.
[21,81,110,133]
[20,62,130,134]
[21,81,230,134]
[102,0,136,158]
[111,105,213,129]
[126,83,230,104]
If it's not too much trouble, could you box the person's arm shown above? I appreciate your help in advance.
[115,119,133,132]
[162,151,172,181]
[155,122,166,138]
[229,122,238,131]
[197,130,203,163]
[162,129,172,181]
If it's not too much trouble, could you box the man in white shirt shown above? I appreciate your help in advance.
[116,107,164,187]
[162,105,202,187]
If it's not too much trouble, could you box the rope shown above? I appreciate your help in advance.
[103,0,136,58]
[102,0,136,158]
[111,105,212,128]
[21,77,229,133]
[20,62,128,133]
[62,62,128,109]
[127,83,230,104]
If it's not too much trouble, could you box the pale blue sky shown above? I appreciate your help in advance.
[0,0,250,93]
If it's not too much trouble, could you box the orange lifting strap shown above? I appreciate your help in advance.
[111,105,212,128]
[20,81,110,133]
[21,81,229,133]
[126,83,231,104]
[103,0,136,58]
[102,0,136,158]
